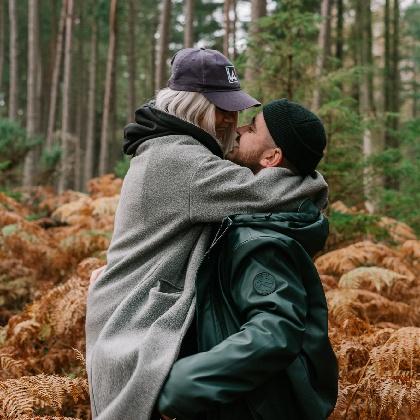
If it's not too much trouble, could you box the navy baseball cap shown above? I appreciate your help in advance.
[168,48,261,112]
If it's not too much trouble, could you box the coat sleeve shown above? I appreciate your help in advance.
[188,154,328,223]
[157,240,308,419]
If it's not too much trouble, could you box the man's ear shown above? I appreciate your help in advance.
[260,148,283,168]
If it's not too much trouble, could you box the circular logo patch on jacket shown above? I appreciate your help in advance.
[253,272,276,295]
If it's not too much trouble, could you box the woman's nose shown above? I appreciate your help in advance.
[223,111,237,123]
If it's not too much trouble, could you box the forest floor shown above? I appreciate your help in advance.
[0,174,418,419]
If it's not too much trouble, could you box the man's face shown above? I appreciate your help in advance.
[226,112,273,173]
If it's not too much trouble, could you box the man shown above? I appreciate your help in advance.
[157,99,339,420]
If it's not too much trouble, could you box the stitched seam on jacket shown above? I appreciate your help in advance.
[232,234,289,252]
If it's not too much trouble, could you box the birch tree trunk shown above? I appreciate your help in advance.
[127,0,137,120]
[184,0,194,48]
[245,0,267,83]
[83,22,97,188]
[23,0,40,186]
[46,0,66,149]
[58,0,74,193]
[155,0,171,90]
[8,0,18,120]
[99,0,118,175]
[312,0,331,110]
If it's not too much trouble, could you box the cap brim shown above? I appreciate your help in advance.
[202,90,261,112]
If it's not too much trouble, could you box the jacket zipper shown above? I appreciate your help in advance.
[211,254,259,420]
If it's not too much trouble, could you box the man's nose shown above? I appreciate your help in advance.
[236,125,248,135]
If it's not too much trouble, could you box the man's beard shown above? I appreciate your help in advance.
[228,147,262,173]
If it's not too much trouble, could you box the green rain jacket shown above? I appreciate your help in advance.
[157,199,338,420]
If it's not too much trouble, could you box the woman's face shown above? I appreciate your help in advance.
[214,108,238,137]
[213,107,238,157]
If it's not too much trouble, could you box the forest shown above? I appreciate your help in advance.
[0,0,419,419]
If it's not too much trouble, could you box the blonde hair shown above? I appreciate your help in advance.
[154,88,237,156]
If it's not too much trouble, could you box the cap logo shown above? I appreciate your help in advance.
[225,66,238,84]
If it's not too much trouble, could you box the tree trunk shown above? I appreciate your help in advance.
[384,0,400,190]
[83,22,97,189]
[245,0,267,83]
[358,0,375,212]
[230,0,237,59]
[413,66,418,118]
[74,2,86,192]
[155,0,171,90]
[335,0,343,64]
[23,0,40,186]
[99,0,118,175]
[0,0,4,97]
[58,0,74,193]
[8,0,18,120]
[127,0,137,120]
[184,0,194,48]
[149,9,159,96]
[223,0,231,58]
[46,0,66,150]
[312,0,331,110]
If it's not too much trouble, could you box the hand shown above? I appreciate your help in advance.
[160,415,175,420]
[89,265,107,285]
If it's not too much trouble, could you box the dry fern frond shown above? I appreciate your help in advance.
[326,289,418,327]
[3,258,103,375]
[380,255,416,280]
[338,267,415,300]
[0,374,88,419]
[400,240,420,277]
[87,174,122,199]
[370,327,420,376]
[51,198,93,226]
[0,353,25,378]
[0,211,73,281]
[319,274,337,292]
[335,341,370,383]
[91,195,119,218]
[72,349,86,371]
[0,193,29,217]
[378,216,417,244]
[29,417,81,419]
[315,241,396,277]
[39,191,89,214]
[330,200,360,215]
[52,225,111,261]
[334,327,420,420]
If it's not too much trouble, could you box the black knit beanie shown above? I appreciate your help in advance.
[262,99,326,176]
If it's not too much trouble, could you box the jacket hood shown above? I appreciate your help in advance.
[226,199,328,257]
[123,103,224,158]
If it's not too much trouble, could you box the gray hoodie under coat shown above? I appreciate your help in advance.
[85,105,329,419]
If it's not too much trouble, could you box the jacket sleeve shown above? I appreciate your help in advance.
[188,154,328,223]
[157,240,308,419]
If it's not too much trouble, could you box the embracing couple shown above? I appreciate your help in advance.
[85,48,338,420]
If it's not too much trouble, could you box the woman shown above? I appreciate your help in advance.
[85,48,328,420]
